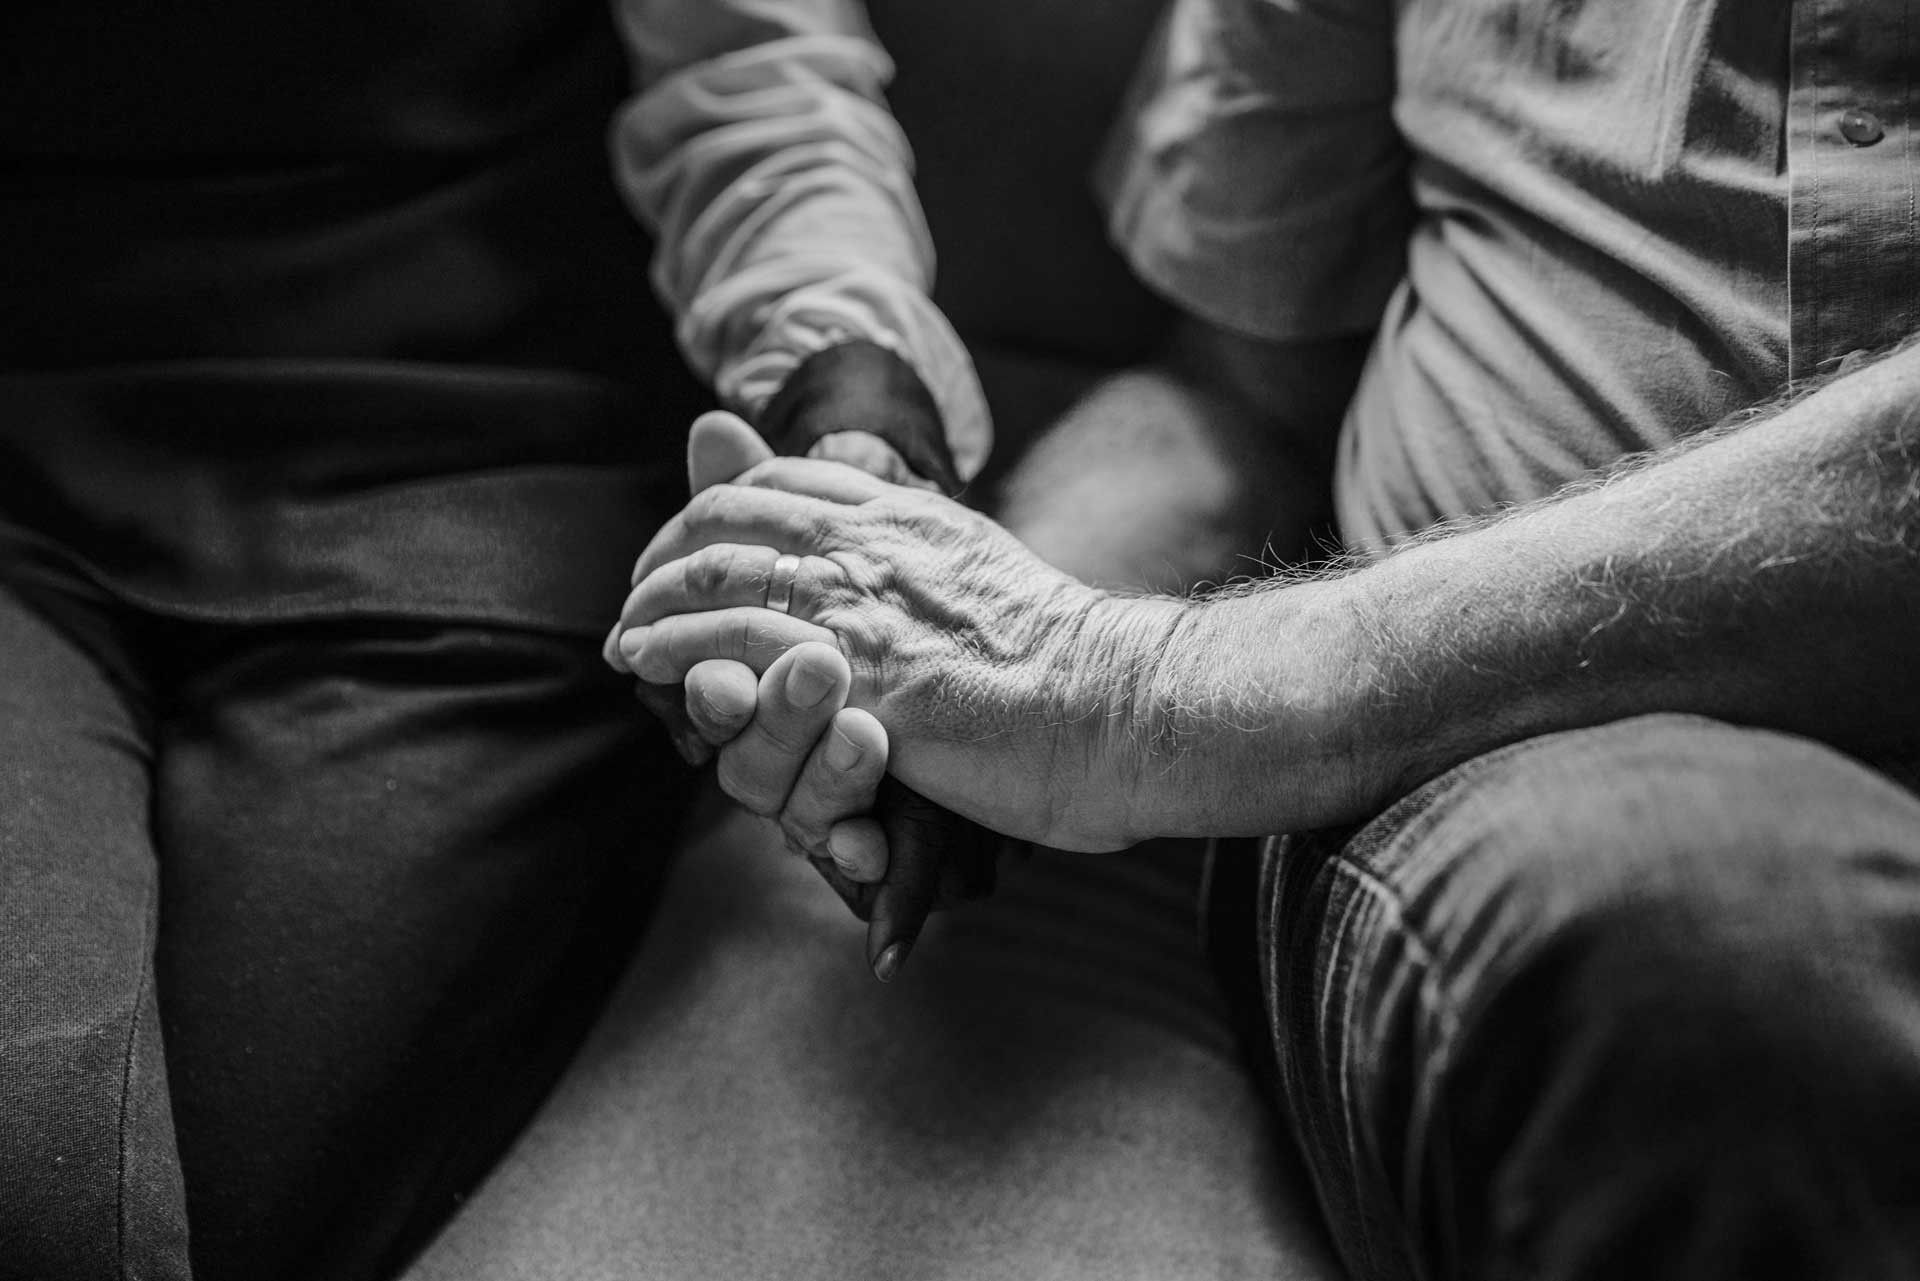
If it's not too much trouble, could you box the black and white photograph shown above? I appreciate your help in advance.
[2,1,1916,1277]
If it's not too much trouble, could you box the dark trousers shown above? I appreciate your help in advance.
[1254,714,1920,1280]
[0,553,691,1281]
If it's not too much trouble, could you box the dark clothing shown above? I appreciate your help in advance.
[0,0,707,621]
[0,544,693,1281]
[0,2,709,1276]
[0,0,702,392]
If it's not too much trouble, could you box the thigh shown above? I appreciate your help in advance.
[0,572,190,1281]
[1259,714,1920,1281]
[150,619,694,1281]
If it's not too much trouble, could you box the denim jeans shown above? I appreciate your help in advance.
[0,550,692,1281]
[1252,714,1920,1280]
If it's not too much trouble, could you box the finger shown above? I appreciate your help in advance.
[628,482,853,588]
[826,816,888,884]
[732,455,902,504]
[602,618,627,671]
[618,543,838,633]
[619,607,838,684]
[807,432,942,493]
[713,643,850,817]
[779,706,888,870]
[863,778,952,983]
[805,853,878,923]
[610,407,774,674]
[684,658,758,746]
[688,410,774,493]
[807,432,912,483]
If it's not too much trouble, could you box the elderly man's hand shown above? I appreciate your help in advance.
[608,411,1006,980]
[602,411,931,763]
[613,453,1191,853]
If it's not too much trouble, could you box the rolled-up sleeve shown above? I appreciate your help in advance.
[1096,0,1411,342]
[611,0,990,480]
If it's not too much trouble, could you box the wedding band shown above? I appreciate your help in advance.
[766,554,802,615]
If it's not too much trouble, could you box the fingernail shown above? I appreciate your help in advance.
[617,627,649,663]
[601,622,625,668]
[697,687,750,731]
[827,828,864,877]
[825,726,864,772]
[872,940,911,983]
[786,659,836,708]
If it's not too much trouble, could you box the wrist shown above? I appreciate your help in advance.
[1018,590,1189,849]
[1106,578,1401,840]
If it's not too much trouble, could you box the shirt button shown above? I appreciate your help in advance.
[1840,108,1885,146]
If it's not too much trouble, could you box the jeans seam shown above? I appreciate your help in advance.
[1314,734,1560,1278]
[1333,861,1462,1049]
[117,874,160,1281]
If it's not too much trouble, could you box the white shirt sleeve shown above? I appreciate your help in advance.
[1095,0,1409,342]
[610,0,990,480]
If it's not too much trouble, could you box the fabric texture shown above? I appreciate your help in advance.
[402,812,1344,1281]
[0,545,695,1281]
[612,0,992,478]
[1099,0,1919,548]
[1255,715,1920,1281]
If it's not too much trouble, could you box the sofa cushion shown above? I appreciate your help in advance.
[402,792,1342,1280]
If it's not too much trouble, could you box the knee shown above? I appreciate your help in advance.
[1397,715,1920,1272]
[1394,714,1920,1020]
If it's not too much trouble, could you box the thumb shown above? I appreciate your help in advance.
[688,410,775,493]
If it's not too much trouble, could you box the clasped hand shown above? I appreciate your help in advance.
[606,412,1160,973]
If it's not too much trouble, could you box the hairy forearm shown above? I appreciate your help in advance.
[1113,343,1920,840]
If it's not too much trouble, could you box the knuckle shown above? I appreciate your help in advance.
[686,485,722,526]
[692,484,745,533]
[740,613,792,657]
[687,545,732,597]
[718,613,758,662]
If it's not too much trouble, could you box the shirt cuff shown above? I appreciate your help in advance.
[756,339,961,493]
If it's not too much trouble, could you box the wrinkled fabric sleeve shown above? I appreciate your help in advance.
[1095,0,1412,342]
[610,0,990,480]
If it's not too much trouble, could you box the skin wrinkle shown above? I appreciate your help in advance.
[1028,597,1131,838]
[810,503,1120,843]
[1049,596,1186,840]
[862,534,1048,743]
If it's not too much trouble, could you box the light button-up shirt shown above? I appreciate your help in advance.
[1101,0,1917,548]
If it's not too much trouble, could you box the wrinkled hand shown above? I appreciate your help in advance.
[606,412,1006,980]
[613,448,1176,853]
[601,413,928,762]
